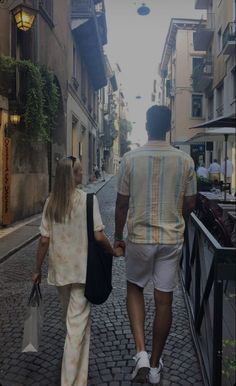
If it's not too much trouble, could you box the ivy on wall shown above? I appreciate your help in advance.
[0,55,59,143]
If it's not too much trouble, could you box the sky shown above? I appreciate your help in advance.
[104,0,205,145]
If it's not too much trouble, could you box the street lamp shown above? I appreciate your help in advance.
[12,4,36,31]
[9,113,21,125]
[137,3,150,16]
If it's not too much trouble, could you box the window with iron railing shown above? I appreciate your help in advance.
[222,22,236,49]
[232,66,236,100]
[216,84,224,117]
[192,94,203,118]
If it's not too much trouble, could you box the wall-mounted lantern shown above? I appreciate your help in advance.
[12,4,37,31]
[9,113,21,125]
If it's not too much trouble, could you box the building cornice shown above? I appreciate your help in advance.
[159,18,205,75]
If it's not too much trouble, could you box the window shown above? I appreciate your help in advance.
[192,94,203,118]
[81,60,87,104]
[73,45,77,78]
[208,96,214,120]
[217,28,222,53]
[216,84,224,116]
[192,57,204,72]
[232,67,236,100]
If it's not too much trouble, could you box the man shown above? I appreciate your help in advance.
[208,159,221,182]
[196,163,208,179]
[101,161,106,181]
[114,105,196,384]
[221,157,234,184]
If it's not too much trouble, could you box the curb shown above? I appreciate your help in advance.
[0,233,40,264]
[0,176,114,264]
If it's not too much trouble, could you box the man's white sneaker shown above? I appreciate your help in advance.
[132,350,150,383]
[148,358,164,384]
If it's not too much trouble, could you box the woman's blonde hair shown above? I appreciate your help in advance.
[45,157,81,223]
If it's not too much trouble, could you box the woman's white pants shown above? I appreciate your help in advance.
[57,284,91,386]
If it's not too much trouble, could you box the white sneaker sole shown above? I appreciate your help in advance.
[132,366,150,383]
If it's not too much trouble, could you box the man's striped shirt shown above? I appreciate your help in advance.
[117,140,196,244]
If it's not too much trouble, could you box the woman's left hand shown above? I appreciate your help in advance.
[32,272,41,283]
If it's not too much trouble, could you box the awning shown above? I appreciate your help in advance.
[186,127,236,143]
[190,114,236,129]
[186,127,235,200]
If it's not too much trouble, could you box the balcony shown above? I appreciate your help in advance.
[71,0,107,90]
[195,0,209,9]
[193,15,214,51]
[192,56,213,93]
[222,22,236,55]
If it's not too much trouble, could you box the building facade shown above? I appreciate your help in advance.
[0,0,114,224]
[158,18,206,163]
[193,0,236,187]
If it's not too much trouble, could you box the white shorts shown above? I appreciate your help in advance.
[125,241,183,292]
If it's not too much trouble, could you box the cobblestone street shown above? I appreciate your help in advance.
[0,177,203,386]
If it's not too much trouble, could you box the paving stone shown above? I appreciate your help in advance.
[0,177,203,386]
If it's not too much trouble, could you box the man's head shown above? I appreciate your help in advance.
[213,159,218,163]
[146,105,171,140]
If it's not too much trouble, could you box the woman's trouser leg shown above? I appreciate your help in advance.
[58,284,91,386]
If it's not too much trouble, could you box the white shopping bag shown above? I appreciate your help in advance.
[22,283,43,352]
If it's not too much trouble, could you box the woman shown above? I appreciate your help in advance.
[32,157,120,386]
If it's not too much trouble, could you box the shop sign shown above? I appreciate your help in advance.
[2,137,11,225]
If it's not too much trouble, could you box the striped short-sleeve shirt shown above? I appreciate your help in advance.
[117,140,197,244]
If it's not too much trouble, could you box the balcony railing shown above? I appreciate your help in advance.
[222,22,236,55]
[181,213,236,386]
[192,56,213,92]
[71,0,94,18]
[71,0,107,91]
[193,14,215,51]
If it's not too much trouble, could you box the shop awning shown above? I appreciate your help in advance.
[186,127,236,143]
[190,114,236,129]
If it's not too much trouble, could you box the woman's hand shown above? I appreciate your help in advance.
[114,246,124,257]
[32,271,41,283]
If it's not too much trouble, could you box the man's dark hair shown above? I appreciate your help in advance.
[146,105,171,139]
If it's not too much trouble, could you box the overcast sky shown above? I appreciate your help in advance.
[104,0,205,145]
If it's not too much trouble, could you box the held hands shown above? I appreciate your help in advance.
[113,240,126,257]
[113,246,124,257]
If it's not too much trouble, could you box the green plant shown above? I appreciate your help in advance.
[0,56,59,143]
[196,176,213,191]
[40,65,59,139]
[119,118,132,156]
[222,339,236,379]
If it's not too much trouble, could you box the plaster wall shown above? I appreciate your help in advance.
[174,30,205,143]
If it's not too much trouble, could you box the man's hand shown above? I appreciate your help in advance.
[114,240,126,257]
[32,272,41,284]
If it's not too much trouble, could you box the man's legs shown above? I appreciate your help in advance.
[150,289,173,367]
[127,281,146,352]
[127,280,150,382]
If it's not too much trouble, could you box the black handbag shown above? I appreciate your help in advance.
[84,193,113,304]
